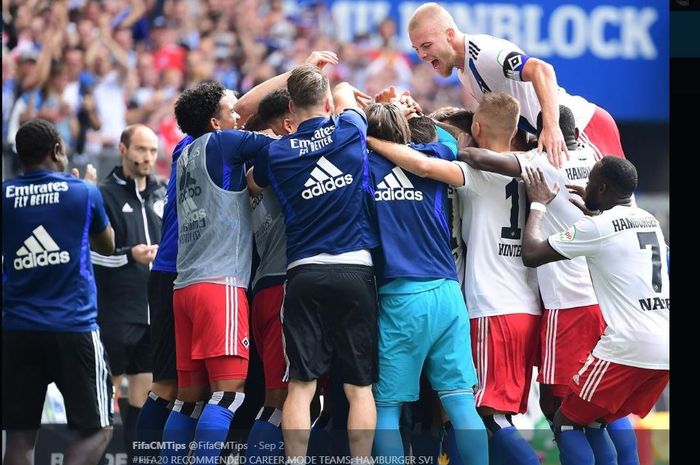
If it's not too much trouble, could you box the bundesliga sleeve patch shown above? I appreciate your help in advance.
[499,51,529,81]
[558,226,577,242]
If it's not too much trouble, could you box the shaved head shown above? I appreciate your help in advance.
[408,3,464,77]
[408,2,457,32]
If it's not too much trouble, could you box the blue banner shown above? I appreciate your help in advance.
[323,0,669,121]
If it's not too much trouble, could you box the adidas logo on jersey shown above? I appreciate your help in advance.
[301,156,353,199]
[14,225,70,270]
[375,167,423,201]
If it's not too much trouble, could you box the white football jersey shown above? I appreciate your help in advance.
[458,34,596,134]
[454,161,541,318]
[516,145,598,310]
[549,206,669,369]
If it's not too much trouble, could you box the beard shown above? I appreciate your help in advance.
[435,60,453,77]
[584,196,599,211]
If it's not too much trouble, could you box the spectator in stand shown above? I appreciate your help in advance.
[84,13,131,178]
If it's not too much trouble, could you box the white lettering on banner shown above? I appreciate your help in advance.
[332,1,659,60]
[522,6,551,56]
[331,1,390,41]
[491,5,520,44]
[550,5,587,58]
[622,7,657,59]
[590,6,620,59]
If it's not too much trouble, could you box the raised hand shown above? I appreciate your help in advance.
[374,86,398,103]
[354,89,372,109]
[538,124,569,169]
[305,51,339,70]
[565,183,597,216]
[397,91,423,116]
[71,164,98,184]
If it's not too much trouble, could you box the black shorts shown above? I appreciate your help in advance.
[148,270,177,382]
[2,330,113,430]
[283,264,378,386]
[100,322,151,376]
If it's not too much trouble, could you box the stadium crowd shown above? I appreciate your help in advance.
[1,0,464,181]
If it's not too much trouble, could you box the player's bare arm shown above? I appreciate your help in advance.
[458,147,521,178]
[90,224,115,257]
[521,58,569,169]
[246,166,263,196]
[367,136,464,187]
[521,166,567,268]
[333,82,371,113]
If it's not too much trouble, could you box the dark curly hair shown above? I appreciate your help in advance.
[258,89,292,125]
[174,80,226,138]
[599,156,638,197]
[16,119,62,167]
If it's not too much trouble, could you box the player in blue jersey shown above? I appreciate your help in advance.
[136,81,230,457]
[251,64,378,463]
[156,51,340,464]
[2,119,115,465]
[370,94,551,465]
[136,52,338,461]
[364,103,487,465]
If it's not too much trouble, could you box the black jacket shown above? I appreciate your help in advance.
[93,166,166,325]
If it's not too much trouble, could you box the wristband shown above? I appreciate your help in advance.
[530,202,547,213]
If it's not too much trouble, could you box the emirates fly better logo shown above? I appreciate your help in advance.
[14,225,70,270]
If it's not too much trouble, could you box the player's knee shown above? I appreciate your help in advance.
[552,408,583,442]
[288,379,317,402]
[78,425,113,443]
[343,383,373,404]
[265,387,288,409]
[437,388,475,399]
[210,379,246,393]
[481,413,513,436]
[585,420,608,430]
[538,386,562,419]
[151,380,178,401]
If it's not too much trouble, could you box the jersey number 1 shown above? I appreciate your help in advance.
[501,179,522,240]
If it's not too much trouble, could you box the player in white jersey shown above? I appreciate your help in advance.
[367,92,541,465]
[521,157,669,465]
[458,106,646,464]
[407,2,627,169]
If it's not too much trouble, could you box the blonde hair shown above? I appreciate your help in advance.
[475,92,520,141]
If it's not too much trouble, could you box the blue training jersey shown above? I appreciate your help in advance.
[369,143,458,284]
[3,170,110,331]
[253,109,379,264]
[152,136,193,273]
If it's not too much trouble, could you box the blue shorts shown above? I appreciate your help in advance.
[374,278,477,403]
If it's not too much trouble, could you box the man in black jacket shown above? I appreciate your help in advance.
[91,124,165,461]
